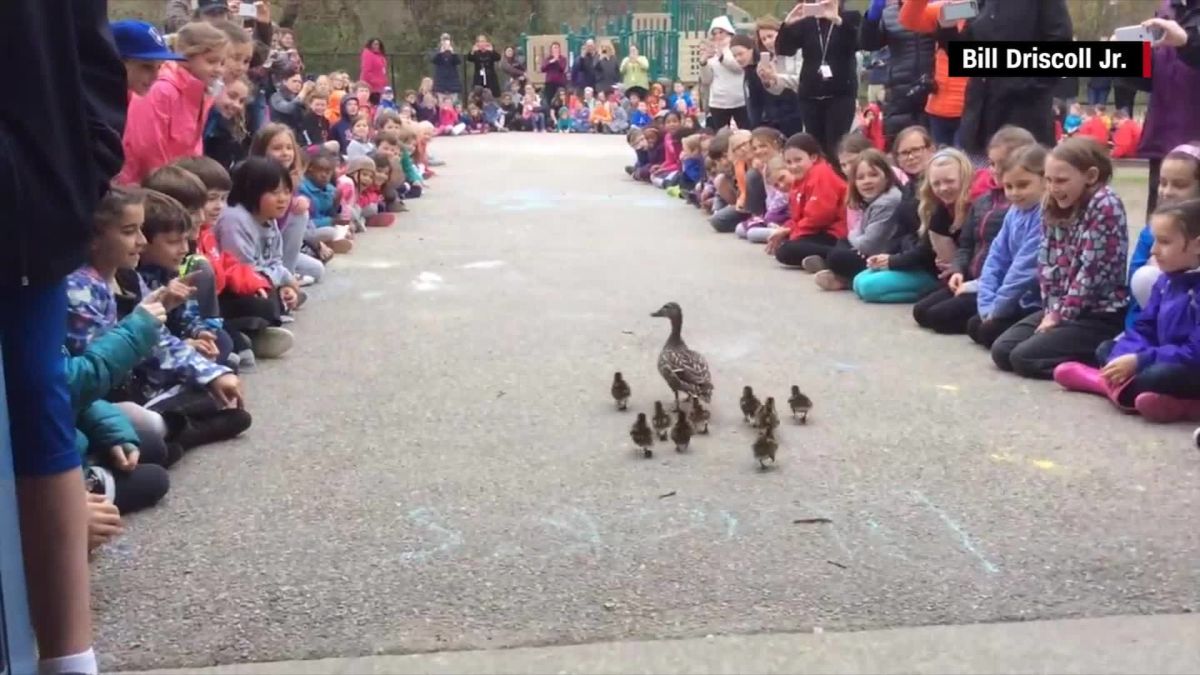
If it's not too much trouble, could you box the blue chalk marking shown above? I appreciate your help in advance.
[910,490,999,574]
[832,362,859,372]
[719,510,738,540]
[398,507,463,562]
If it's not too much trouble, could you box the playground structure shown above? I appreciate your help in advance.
[521,0,734,87]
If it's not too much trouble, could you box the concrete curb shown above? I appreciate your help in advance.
[119,613,1200,675]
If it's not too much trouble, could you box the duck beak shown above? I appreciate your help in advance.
[650,309,664,317]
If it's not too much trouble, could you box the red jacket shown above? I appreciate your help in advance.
[1111,120,1142,159]
[1078,117,1110,147]
[360,48,389,93]
[197,222,272,296]
[117,61,212,184]
[863,103,885,151]
[787,159,847,240]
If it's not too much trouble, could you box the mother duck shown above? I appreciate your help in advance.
[651,302,713,409]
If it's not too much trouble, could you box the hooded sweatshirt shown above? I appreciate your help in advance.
[117,61,213,184]
[704,28,747,110]
[976,202,1044,320]
[297,175,339,228]
[1108,267,1200,370]
[952,174,1011,281]
[330,97,361,154]
[213,204,293,288]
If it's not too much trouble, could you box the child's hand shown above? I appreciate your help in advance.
[317,242,334,262]
[256,0,271,23]
[293,196,311,213]
[947,272,964,292]
[208,373,244,409]
[280,285,299,310]
[109,444,140,472]
[187,337,219,360]
[1101,354,1138,385]
[1035,312,1060,334]
[162,278,195,312]
[764,228,789,255]
[136,292,168,324]
[866,254,889,270]
[87,493,123,552]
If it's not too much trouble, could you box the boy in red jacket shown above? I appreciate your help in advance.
[766,133,848,270]
[1077,105,1111,148]
[1110,109,1143,159]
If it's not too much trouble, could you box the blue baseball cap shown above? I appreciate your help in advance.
[110,20,185,62]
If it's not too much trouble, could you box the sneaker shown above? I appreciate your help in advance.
[252,327,294,359]
[1133,392,1200,423]
[226,352,241,371]
[175,408,253,451]
[237,349,257,373]
[427,156,446,167]
[329,238,354,254]
[801,255,826,273]
[297,274,317,287]
[1052,362,1106,395]
[814,269,848,291]
[84,466,115,503]
[665,185,682,199]
[280,314,295,324]
[625,165,636,176]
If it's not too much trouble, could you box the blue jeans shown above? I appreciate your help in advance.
[1087,86,1110,106]
[927,114,961,148]
[1,280,77,476]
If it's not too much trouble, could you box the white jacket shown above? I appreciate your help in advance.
[706,48,746,110]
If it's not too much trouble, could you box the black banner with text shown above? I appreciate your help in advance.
[946,41,1151,79]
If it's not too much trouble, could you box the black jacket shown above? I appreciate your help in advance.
[860,3,936,142]
[743,58,804,134]
[467,49,501,96]
[571,53,598,90]
[594,56,620,94]
[889,192,959,277]
[431,51,463,94]
[954,0,1073,152]
[0,0,126,287]
[776,12,862,100]
[952,186,1009,280]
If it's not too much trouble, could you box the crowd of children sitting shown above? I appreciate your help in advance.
[76,13,444,553]
[1056,101,1145,159]
[408,75,704,136]
[626,113,1200,431]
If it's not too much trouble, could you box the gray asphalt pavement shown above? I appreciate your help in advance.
[94,134,1200,672]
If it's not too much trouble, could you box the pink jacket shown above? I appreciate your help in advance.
[360,48,389,93]
[116,62,212,185]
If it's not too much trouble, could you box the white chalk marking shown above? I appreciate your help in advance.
[460,260,506,270]
[911,490,999,574]
[411,271,444,292]
[360,290,385,300]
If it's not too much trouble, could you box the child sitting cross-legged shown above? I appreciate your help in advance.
[853,148,973,304]
[816,148,904,291]
[765,133,848,268]
[170,155,296,367]
[67,187,252,455]
[991,138,1130,379]
[734,127,788,240]
[298,151,354,254]
[1053,199,1200,422]
[968,144,1048,349]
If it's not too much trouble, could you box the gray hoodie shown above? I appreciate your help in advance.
[214,204,294,288]
[849,186,902,256]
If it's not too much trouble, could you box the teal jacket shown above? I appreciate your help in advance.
[68,306,161,458]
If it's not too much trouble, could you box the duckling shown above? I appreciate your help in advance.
[754,396,780,432]
[630,413,654,458]
[611,372,631,411]
[652,401,671,440]
[689,397,711,434]
[752,428,778,470]
[739,385,761,424]
[670,410,693,452]
[788,385,812,424]
[650,302,713,410]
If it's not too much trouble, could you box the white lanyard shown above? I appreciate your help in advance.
[817,20,835,66]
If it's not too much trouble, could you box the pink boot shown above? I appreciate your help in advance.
[1053,362,1106,395]
[1133,393,1200,423]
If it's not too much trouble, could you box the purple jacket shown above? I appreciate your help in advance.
[1109,268,1200,369]
[1138,1,1200,159]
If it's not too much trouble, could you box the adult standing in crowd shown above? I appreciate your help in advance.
[899,0,1072,155]
[540,41,569,111]
[620,43,650,99]
[499,45,527,94]
[572,39,599,91]
[1134,0,1200,215]
[360,38,389,105]
[738,16,804,137]
[859,0,936,146]
[777,0,862,161]
[468,34,502,97]
[431,33,463,102]
[702,15,748,130]
[594,40,621,96]
[2,1,127,673]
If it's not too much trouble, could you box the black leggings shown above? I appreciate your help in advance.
[218,290,283,334]
[801,96,857,166]
[708,106,750,131]
[913,287,977,334]
[105,402,172,514]
[775,233,838,267]
[991,310,1124,379]
[825,240,868,279]
[1146,157,1162,219]
[966,308,1040,349]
